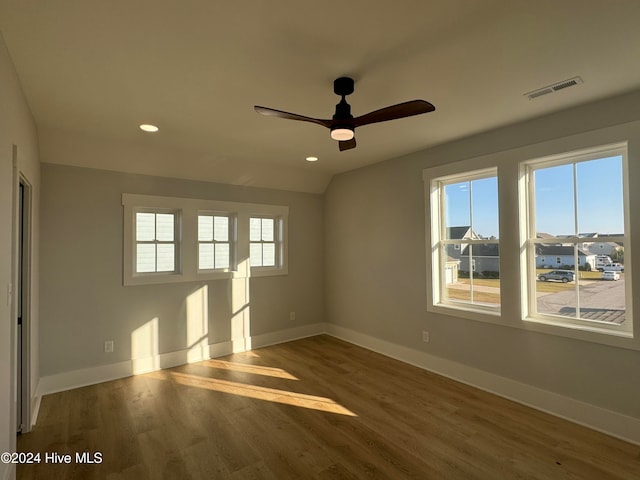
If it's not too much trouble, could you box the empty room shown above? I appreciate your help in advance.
[1,1,640,479]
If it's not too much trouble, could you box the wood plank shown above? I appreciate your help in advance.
[18,335,640,479]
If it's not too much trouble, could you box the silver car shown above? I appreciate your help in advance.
[537,270,575,283]
[602,271,621,281]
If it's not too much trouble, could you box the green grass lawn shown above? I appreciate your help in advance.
[455,269,621,295]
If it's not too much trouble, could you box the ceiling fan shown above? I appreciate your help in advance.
[254,77,435,151]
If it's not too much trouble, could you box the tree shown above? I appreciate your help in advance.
[611,248,624,264]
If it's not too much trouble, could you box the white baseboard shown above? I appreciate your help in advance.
[35,323,326,399]
[325,324,640,446]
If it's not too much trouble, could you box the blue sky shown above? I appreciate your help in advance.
[444,156,624,238]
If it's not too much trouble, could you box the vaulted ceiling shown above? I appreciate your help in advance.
[2,0,640,192]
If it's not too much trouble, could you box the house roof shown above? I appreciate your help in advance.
[461,244,499,257]
[536,245,593,257]
[446,226,472,240]
[1,1,640,193]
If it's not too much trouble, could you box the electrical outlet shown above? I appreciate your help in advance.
[289,311,296,321]
[104,340,114,353]
[422,331,430,343]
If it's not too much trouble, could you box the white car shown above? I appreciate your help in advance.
[602,271,620,281]
[599,263,624,272]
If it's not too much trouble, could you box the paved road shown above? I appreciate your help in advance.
[536,278,626,324]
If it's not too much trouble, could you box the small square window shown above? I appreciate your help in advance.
[134,211,179,274]
[198,214,233,271]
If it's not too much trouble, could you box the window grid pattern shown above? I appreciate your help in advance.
[435,170,500,311]
[135,211,177,273]
[250,217,277,267]
[526,147,628,332]
[198,214,232,270]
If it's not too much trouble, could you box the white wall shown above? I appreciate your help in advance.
[324,90,640,437]
[0,33,40,480]
[38,162,324,389]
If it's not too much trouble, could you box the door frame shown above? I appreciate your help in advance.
[12,145,32,434]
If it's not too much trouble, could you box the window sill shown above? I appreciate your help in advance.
[522,314,638,350]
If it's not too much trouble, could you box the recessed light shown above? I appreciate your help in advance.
[306,156,318,162]
[139,124,159,132]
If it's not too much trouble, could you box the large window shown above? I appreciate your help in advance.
[424,135,635,349]
[523,143,630,337]
[430,168,500,313]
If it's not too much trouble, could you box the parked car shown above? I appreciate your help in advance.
[599,263,624,272]
[602,271,621,281]
[537,270,575,283]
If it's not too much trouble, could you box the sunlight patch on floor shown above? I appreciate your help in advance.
[201,359,299,380]
[151,370,356,416]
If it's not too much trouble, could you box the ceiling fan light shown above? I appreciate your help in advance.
[330,127,354,141]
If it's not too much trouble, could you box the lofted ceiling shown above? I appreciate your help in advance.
[1,0,640,193]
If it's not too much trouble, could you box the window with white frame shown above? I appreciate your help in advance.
[135,210,179,274]
[249,216,279,268]
[122,194,288,285]
[198,213,233,270]
[430,168,500,313]
[523,142,631,337]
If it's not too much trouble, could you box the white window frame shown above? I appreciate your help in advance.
[133,208,181,275]
[123,194,288,285]
[427,167,501,320]
[521,142,632,339]
[197,212,236,273]
[249,215,286,272]
[424,120,640,351]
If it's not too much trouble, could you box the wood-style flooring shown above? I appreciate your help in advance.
[18,335,640,479]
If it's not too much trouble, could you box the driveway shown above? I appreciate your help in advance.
[536,278,626,324]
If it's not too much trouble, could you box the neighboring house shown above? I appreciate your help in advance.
[459,244,500,275]
[583,241,623,257]
[445,226,480,261]
[535,245,597,269]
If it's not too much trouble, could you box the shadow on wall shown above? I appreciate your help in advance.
[130,259,254,375]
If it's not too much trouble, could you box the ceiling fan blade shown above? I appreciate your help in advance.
[339,137,357,151]
[254,106,332,128]
[353,100,435,127]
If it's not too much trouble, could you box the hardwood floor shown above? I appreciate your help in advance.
[18,335,640,479]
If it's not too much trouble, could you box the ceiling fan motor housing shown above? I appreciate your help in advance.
[333,76,354,96]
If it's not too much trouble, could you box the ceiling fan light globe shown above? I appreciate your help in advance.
[330,127,354,141]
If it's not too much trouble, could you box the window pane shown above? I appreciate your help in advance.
[136,244,156,272]
[215,243,230,269]
[535,243,626,325]
[261,218,275,241]
[576,156,624,235]
[198,215,213,242]
[250,217,261,241]
[471,177,499,239]
[444,182,470,239]
[136,213,155,241]
[262,243,276,266]
[156,214,175,241]
[250,243,263,267]
[214,216,229,242]
[534,164,575,236]
[199,243,214,270]
[156,244,175,272]
[579,242,625,325]
[445,244,500,307]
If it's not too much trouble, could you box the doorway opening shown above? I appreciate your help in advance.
[17,176,32,434]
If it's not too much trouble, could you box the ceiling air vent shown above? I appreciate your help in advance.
[525,76,583,100]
